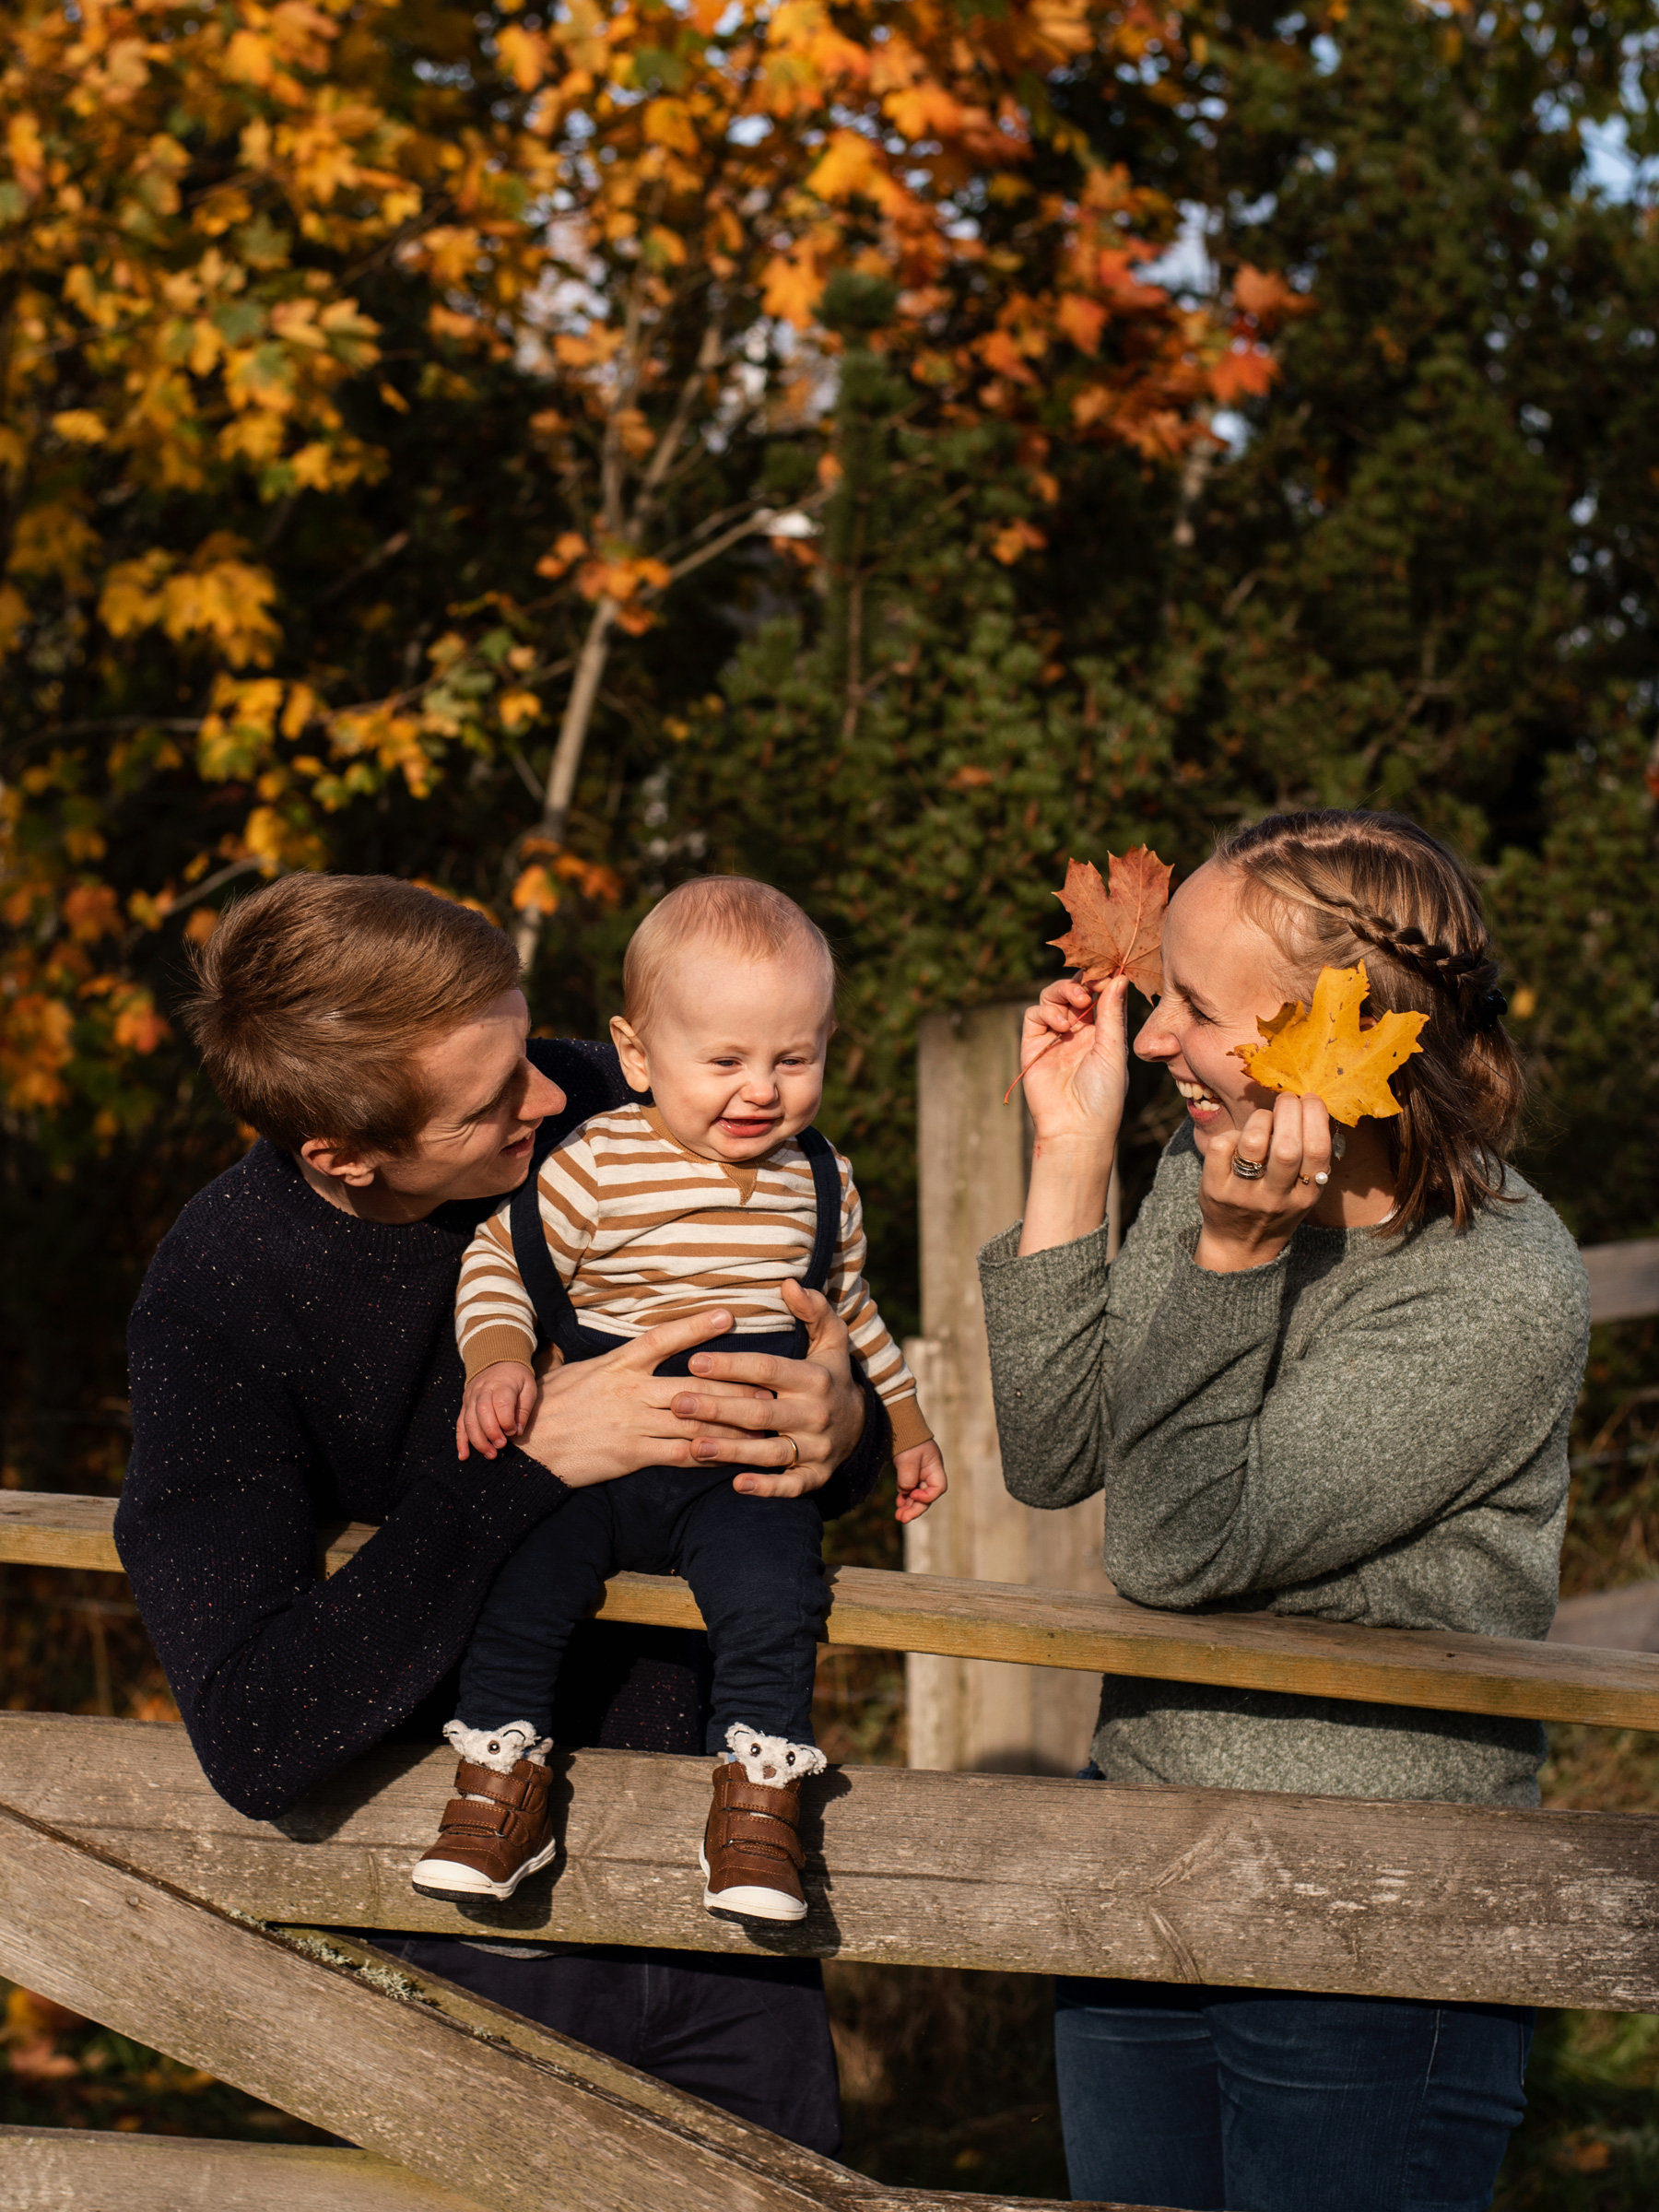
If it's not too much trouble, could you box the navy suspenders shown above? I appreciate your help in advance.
[509,1124,841,1364]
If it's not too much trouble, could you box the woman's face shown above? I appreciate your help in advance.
[1133,860,1305,1153]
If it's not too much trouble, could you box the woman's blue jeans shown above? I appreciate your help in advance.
[1053,1976,1531,2212]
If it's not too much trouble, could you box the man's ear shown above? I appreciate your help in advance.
[608,1015,651,1092]
[298,1135,383,1190]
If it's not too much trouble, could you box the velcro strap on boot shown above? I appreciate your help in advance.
[718,1775,803,1821]
[715,1808,806,1868]
[439,1795,515,1841]
[453,1759,544,1811]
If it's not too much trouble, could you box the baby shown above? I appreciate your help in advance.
[412,877,947,1924]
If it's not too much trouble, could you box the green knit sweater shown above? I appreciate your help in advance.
[978,1125,1591,1806]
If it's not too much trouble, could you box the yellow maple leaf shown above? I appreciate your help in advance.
[1233,963,1428,1125]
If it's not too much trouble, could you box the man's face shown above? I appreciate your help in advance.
[299,989,565,1220]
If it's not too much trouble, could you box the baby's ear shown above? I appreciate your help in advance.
[609,1014,651,1089]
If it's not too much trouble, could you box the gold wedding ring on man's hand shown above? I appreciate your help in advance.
[1230,1155,1267,1181]
[780,1434,801,1468]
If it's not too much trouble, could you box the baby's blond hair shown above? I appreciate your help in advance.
[622,877,835,1034]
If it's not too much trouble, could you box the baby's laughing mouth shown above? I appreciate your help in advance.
[1174,1077,1222,1115]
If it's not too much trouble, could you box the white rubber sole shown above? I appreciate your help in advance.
[698,1842,808,1924]
[411,1835,558,1904]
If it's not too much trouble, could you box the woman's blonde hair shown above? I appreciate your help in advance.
[1213,810,1524,1231]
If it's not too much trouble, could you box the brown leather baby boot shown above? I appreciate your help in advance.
[698,1725,827,1924]
[411,1723,557,1904]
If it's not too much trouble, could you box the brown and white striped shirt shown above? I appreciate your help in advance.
[455,1103,930,1453]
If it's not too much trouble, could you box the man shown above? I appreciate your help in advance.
[115,873,889,2153]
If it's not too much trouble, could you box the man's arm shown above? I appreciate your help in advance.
[116,1297,570,1822]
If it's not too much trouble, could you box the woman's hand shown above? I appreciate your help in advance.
[1017,975,1129,1257]
[1194,1092,1335,1274]
[665,1278,866,1498]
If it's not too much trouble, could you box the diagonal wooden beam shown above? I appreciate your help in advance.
[0,1814,1165,2212]
[7,1713,1659,2011]
[6,1493,1659,1731]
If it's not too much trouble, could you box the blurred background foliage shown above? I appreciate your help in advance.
[4,0,1659,2199]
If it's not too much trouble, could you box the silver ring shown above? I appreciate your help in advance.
[781,1434,800,1468]
[1314,1171,1330,1187]
[1230,1156,1267,1181]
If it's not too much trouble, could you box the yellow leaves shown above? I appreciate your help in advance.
[512,864,561,920]
[419,227,483,285]
[577,552,671,605]
[498,24,552,91]
[62,884,122,943]
[8,502,100,589]
[1233,964,1428,1126]
[497,689,543,733]
[614,407,656,457]
[989,518,1046,565]
[1233,265,1314,330]
[100,542,281,669]
[513,845,623,919]
[224,29,277,87]
[807,129,883,205]
[536,531,590,580]
[1056,294,1107,356]
[0,993,74,1112]
[642,100,700,155]
[0,584,29,655]
[6,113,45,201]
[762,250,823,328]
[111,986,168,1056]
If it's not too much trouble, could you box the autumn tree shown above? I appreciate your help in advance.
[1,0,1233,1135]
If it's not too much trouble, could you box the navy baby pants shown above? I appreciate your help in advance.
[457,1324,828,1754]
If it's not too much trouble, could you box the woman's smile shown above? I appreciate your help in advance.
[1173,1076,1223,1122]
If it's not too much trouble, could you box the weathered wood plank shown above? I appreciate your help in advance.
[0,1801,882,2212]
[0,2127,490,2212]
[0,1830,1159,2212]
[6,1713,1658,2012]
[0,2131,1115,2212]
[900,1000,1112,1777]
[9,1494,1659,1732]
[1583,1236,1659,1324]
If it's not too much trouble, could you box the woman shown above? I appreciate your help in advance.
[980,811,1589,2212]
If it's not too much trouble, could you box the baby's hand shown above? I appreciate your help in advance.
[894,1439,948,1524]
[458,1361,538,1462]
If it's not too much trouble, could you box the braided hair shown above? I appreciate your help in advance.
[1213,810,1524,1231]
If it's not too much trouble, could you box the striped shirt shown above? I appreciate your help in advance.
[455,1103,930,1452]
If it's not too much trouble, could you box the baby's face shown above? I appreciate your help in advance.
[611,949,832,1163]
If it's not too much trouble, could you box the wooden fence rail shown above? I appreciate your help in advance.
[6,1712,1659,2013]
[7,1491,1659,1732]
[0,1798,1159,2212]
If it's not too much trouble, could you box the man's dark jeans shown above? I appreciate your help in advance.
[374,1936,841,2155]
[1053,1977,1531,2211]
[458,1324,829,1753]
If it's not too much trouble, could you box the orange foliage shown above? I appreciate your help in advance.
[0,0,1250,1118]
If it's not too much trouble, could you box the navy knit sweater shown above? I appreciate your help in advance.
[116,1039,889,1820]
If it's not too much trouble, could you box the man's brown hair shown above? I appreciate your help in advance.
[1213,809,1524,1232]
[182,875,521,1154]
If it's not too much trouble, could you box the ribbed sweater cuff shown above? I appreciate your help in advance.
[1169,1231,1290,1331]
[462,1327,537,1381]
[978,1219,1112,1299]
[433,1441,569,1535]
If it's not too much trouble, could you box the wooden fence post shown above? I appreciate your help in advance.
[901,1002,1117,1774]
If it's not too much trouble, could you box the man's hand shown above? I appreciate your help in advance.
[456,1359,538,1462]
[513,1310,770,1488]
[666,1278,867,1498]
[894,1439,948,1524]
